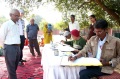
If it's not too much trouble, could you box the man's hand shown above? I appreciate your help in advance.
[72,50,79,54]
[100,59,110,66]
[68,56,77,61]
[73,50,79,52]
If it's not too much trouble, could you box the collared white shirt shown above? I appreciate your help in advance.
[69,21,80,32]
[17,19,25,35]
[96,36,107,60]
[0,20,20,46]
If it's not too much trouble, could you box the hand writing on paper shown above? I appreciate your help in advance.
[68,56,77,61]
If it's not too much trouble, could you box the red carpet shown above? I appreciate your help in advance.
[0,46,43,79]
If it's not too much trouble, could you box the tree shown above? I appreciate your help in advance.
[27,14,43,29]
[5,0,43,18]
[5,0,120,28]
[39,19,48,30]
[27,14,42,25]
[94,0,120,25]
[78,0,120,26]
[47,0,120,28]
[54,21,68,30]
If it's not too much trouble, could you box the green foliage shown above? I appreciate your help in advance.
[34,15,42,26]
[39,19,48,30]
[5,0,120,28]
[27,14,43,29]
[47,0,120,28]
[5,0,42,18]
[0,16,8,25]
[27,14,42,25]
[39,19,58,30]
[27,14,35,21]
[54,21,68,30]
[103,0,120,14]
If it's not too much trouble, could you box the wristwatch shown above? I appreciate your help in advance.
[74,55,78,60]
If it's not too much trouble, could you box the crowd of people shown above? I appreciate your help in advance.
[0,9,42,79]
[0,8,120,79]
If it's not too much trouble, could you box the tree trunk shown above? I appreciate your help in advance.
[95,0,120,25]
[108,28,112,35]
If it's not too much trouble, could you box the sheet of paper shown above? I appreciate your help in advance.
[57,45,75,52]
[60,56,102,66]
[60,56,73,65]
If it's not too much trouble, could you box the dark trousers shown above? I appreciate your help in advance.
[19,35,25,61]
[4,44,20,79]
[79,66,109,79]
[29,39,41,56]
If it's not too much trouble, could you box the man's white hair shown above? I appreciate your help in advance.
[10,9,19,14]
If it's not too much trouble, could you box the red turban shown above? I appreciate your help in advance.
[70,29,80,37]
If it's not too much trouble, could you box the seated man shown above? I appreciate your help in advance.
[63,31,71,41]
[68,19,120,79]
[62,29,86,53]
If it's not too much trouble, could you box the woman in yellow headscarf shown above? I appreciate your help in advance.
[43,23,52,44]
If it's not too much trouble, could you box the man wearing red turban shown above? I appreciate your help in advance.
[62,29,86,54]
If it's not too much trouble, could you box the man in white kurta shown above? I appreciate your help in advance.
[69,15,80,32]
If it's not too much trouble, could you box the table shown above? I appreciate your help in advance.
[41,44,86,79]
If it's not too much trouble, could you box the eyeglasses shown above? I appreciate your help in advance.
[12,14,20,17]
[93,30,104,34]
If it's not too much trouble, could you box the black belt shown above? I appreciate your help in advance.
[5,44,20,46]
[20,35,24,36]
[11,44,20,46]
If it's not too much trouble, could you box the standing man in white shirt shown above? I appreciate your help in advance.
[0,9,21,79]
[18,9,26,64]
[69,15,80,32]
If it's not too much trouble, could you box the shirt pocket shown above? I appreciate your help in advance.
[105,46,115,59]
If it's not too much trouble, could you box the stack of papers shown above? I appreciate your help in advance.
[60,57,102,66]
[49,43,75,52]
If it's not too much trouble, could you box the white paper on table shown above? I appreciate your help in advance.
[60,56,73,66]
[57,45,75,52]
[48,43,75,51]
[60,56,102,66]
[49,56,62,66]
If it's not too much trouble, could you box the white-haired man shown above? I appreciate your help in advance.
[0,9,21,79]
